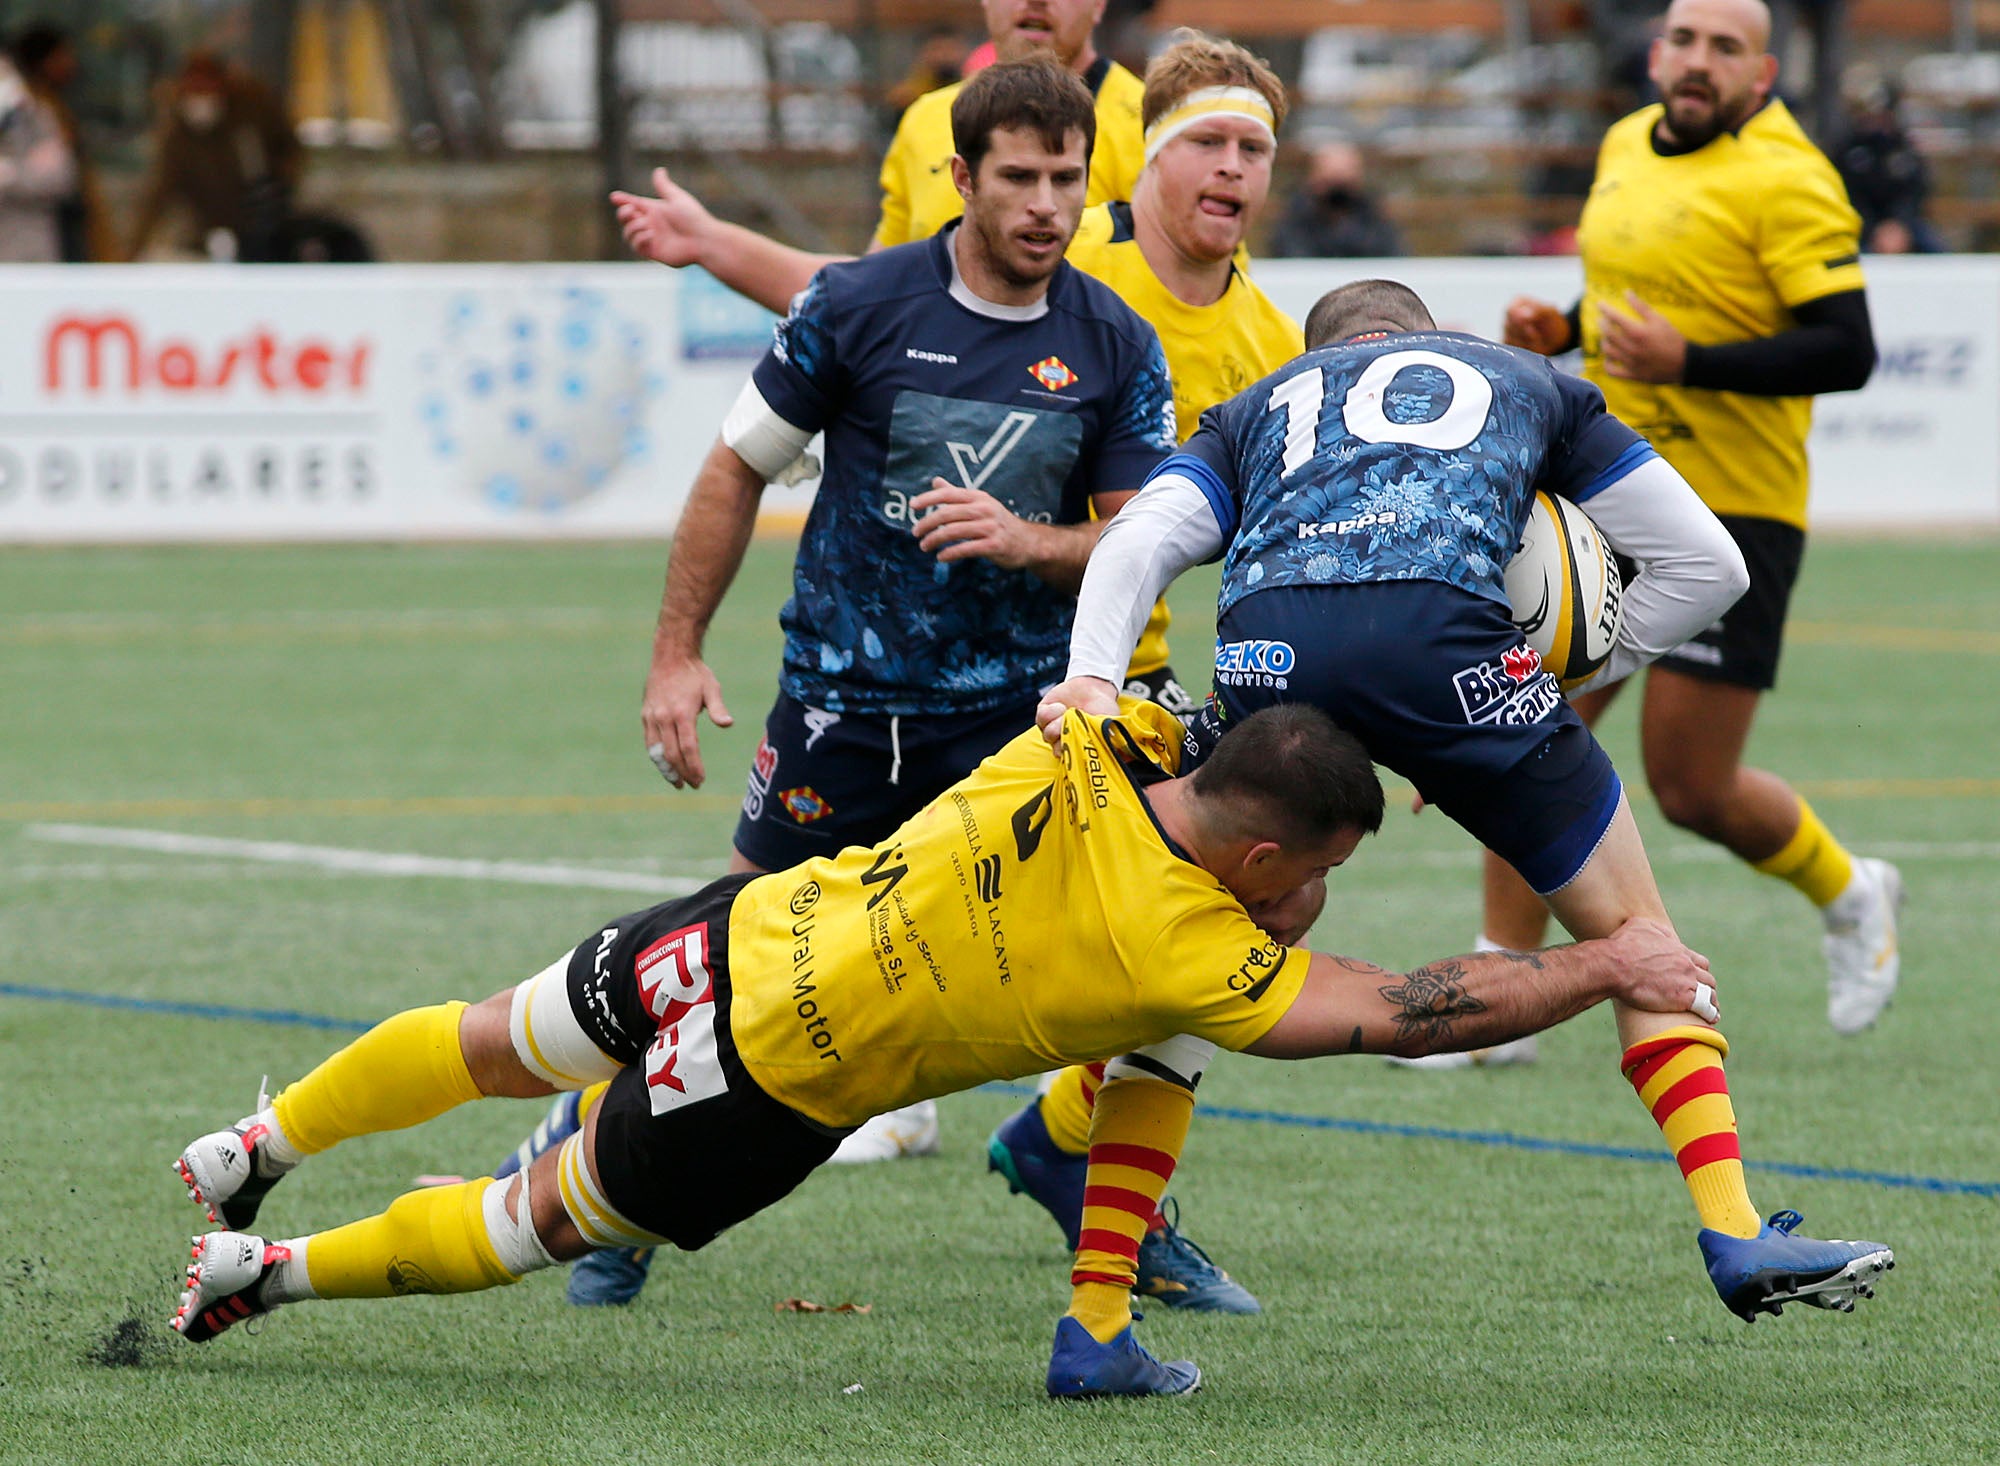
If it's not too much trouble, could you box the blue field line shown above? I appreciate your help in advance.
[0,981,374,1034]
[9,981,1996,1199]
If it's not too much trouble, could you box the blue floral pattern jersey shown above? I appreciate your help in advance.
[751,228,1175,716]
[1167,331,1657,617]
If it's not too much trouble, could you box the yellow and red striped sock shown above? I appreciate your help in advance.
[1036,1063,1103,1156]
[1066,1073,1191,1343]
[1622,1024,1761,1239]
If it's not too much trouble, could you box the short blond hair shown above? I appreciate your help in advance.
[1141,29,1289,134]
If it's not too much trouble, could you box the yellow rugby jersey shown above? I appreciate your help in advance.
[871,60,1146,249]
[1575,99,1866,529]
[1069,201,1303,674]
[726,700,1306,1129]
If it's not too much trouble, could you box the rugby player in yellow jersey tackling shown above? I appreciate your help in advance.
[1488,0,1899,1044]
[170,703,1727,1398]
[595,31,1299,1312]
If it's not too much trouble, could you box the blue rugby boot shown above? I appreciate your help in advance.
[987,1100,1087,1251]
[568,1246,656,1307]
[1046,1316,1200,1400]
[1136,1198,1261,1315]
[493,1090,584,1180]
[1699,1209,1895,1321]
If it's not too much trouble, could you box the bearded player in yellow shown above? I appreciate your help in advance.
[1483,0,1898,1054]
[596,30,1300,1311]
[169,702,1749,1398]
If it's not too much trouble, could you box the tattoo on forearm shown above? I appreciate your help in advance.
[1493,948,1547,970]
[1346,1025,1364,1054]
[1378,960,1489,1047]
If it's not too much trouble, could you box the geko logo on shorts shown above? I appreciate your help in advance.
[1214,638,1296,687]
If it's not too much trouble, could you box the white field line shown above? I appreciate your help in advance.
[19,824,1997,896]
[25,824,709,896]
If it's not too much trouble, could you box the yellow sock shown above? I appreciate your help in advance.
[1752,796,1855,908]
[1066,1073,1192,1343]
[1037,1064,1102,1156]
[1622,1025,1761,1238]
[272,1002,483,1156]
[304,1178,516,1298]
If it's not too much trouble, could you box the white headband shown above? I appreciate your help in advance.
[1142,86,1278,165]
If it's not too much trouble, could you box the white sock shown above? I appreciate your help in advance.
[258,1237,318,1306]
[1475,933,1508,953]
[244,1107,304,1174]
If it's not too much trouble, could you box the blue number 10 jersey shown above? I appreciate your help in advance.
[1170,331,1657,617]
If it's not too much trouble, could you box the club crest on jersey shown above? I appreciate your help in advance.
[780,786,833,823]
[1028,355,1078,392]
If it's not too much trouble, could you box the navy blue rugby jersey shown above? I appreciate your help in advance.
[1163,331,1657,617]
[752,227,1176,716]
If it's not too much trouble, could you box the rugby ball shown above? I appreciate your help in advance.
[1504,491,1623,692]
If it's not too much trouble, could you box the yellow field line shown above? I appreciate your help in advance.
[1786,621,2000,655]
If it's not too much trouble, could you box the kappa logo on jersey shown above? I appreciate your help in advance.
[944,410,1037,495]
[1028,355,1078,392]
[974,853,1002,903]
[1452,649,1562,727]
[1215,638,1296,689]
[1501,645,1543,683]
[1297,510,1401,539]
[780,786,833,823]
[743,736,779,820]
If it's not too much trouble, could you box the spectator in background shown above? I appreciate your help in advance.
[1268,141,1402,259]
[9,23,106,261]
[126,50,301,262]
[1833,72,1942,254]
[883,25,970,118]
[0,47,72,261]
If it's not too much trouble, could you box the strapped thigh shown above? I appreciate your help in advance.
[508,956,623,1091]
[554,1130,669,1249]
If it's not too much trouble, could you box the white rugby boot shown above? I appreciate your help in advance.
[1824,856,1904,1035]
[828,1100,941,1164]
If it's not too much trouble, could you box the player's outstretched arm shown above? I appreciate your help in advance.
[642,440,765,788]
[611,166,845,316]
[1245,917,1714,1061]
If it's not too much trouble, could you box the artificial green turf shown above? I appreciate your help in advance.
[2,536,1995,1465]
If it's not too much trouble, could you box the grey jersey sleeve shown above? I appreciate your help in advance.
[1065,472,1228,684]
[1572,455,1750,692]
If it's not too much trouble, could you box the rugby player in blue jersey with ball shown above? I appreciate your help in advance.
[1035,280,1895,1360]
